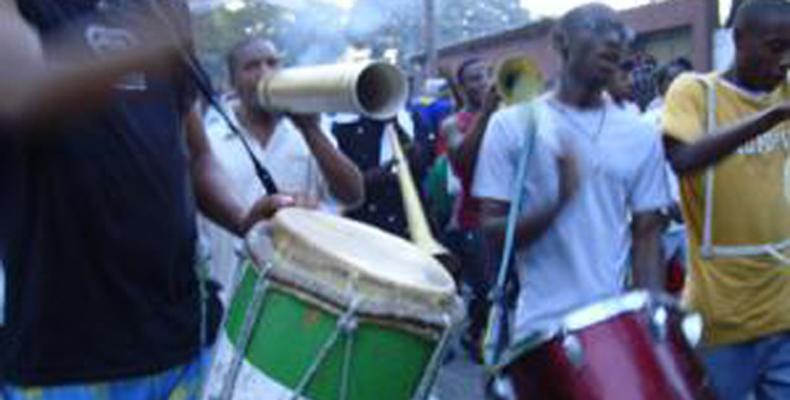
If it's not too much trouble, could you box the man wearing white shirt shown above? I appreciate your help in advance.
[200,38,364,300]
[473,4,671,347]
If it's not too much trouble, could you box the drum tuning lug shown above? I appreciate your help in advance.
[650,307,669,341]
[562,334,585,369]
[681,313,703,348]
[340,316,359,334]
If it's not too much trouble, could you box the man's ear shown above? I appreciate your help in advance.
[552,29,570,60]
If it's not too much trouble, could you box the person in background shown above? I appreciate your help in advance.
[442,58,499,361]
[608,60,640,113]
[331,110,423,239]
[410,78,454,163]
[662,1,790,398]
[638,56,695,295]
[200,37,364,301]
[644,57,693,125]
[630,52,659,111]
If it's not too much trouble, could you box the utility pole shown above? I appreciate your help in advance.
[420,0,437,92]
[725,0,743,27]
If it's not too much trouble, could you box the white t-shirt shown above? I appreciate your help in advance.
[472,93,672,340]
[199,106,338,301]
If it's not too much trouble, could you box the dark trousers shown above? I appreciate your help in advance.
[443,228,492,358]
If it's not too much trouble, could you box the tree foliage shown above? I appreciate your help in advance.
[190,0,530,85]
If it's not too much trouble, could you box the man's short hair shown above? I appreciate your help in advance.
[226,36,276,83]
[551,3,620,59]
[733,0,790,30]
[456,58,483,87]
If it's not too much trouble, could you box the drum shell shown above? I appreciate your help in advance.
[203,209,462,400]
[504,296,714,400]
[205,262,444,400]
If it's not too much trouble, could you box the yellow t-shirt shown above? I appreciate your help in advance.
[663,72,790,347]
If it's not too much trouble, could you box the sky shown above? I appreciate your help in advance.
[318,0,733,24]
[520,0,732,22]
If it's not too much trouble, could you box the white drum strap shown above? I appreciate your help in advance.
[698,77,790,264]
[290,297,363,400]
[700,77,717,259]
[484,103,538,367]
[220,261,275,400]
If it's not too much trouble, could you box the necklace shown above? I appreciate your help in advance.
[546,95,608,173]
[547,95,608,143]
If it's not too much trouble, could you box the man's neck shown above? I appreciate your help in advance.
[239,104,277,143]
[556,74,605,109]
[463,104,481,113]
[724,66,771,93]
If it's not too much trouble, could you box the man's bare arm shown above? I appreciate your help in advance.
[0,4,182,133]
[665,101,789,175]
[629,211,667,291]
[187,107,294,236]
[479,155,578,249]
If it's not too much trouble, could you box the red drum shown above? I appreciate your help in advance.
[501,291,715,400]
[666,255,686,296]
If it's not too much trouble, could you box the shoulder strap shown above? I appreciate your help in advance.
[695,75,790,263]
[483,102,539,367]
[696,75,717,259]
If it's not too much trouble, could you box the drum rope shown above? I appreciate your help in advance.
[338,321,356,400]
[290,297,362,400]
[220,261,275,400]
[412,314,454,400]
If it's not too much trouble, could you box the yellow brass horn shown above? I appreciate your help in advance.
[386,125,459,278]
[495,56,544,106]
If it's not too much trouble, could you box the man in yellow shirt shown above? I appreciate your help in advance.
[662,1,790,398]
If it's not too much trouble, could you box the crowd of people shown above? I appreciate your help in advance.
[0,0,788,399]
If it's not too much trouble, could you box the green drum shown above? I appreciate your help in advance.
[203,209,463,400]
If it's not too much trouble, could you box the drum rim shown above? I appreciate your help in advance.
[238,259,463,338]
[497,290,687,369]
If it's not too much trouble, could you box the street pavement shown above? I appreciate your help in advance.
[433,344,488,400]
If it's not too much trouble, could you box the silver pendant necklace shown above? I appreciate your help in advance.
[547,95,608,172]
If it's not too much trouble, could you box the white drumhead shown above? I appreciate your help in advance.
[268,208,455,297]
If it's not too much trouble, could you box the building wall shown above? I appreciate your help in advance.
[434,0,718,83]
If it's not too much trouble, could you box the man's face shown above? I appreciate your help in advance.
[460,61,488,109]
[736,13,790,91]
[563,8,631,88]
[232,40,281,109]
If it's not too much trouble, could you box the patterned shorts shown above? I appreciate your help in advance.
[1,350,212,400]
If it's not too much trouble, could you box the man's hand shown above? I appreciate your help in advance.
[666,100,790,175]
[557,153,580,204]
[288,113,321,135]
[239,194,296,234]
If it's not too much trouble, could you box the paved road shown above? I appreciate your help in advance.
[434,356,487,400]
[429,331,493,400]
